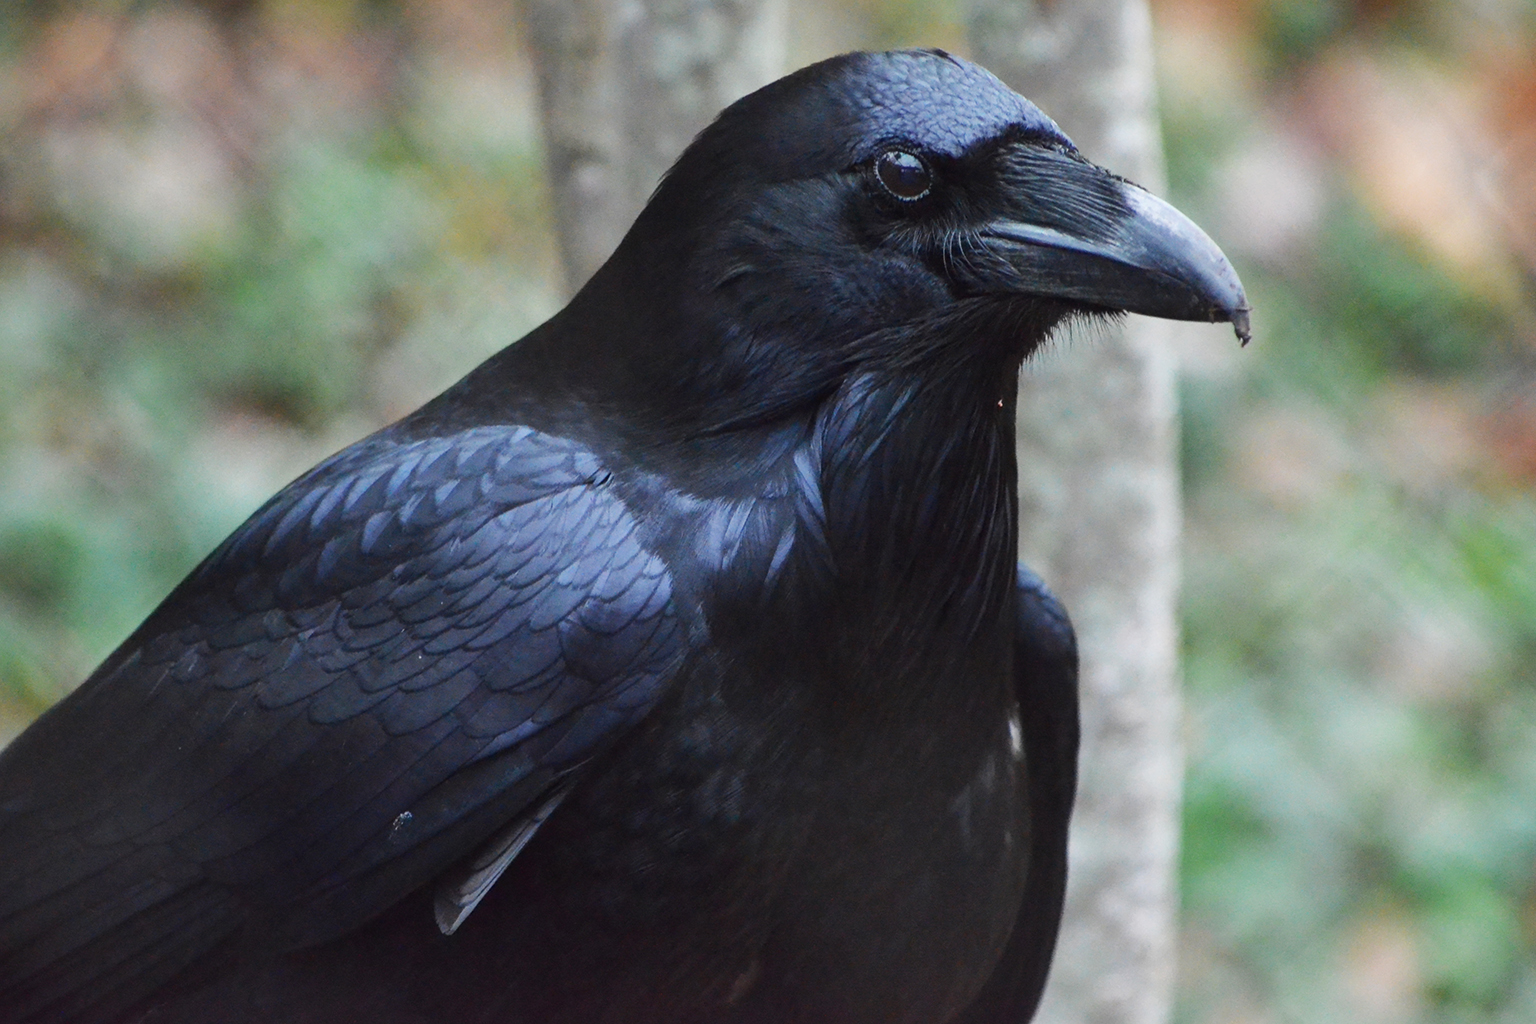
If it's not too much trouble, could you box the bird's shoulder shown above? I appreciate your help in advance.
[1013,565,1076,666]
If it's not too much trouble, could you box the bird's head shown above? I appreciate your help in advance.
[560,49,1248,430]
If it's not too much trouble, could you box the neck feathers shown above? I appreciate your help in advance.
[813,358,1020,649]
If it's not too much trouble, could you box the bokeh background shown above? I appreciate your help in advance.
[0,1,1533,1022]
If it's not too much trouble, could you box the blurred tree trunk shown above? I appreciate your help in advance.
[519,0,786,295]
[967,3,1184,1024]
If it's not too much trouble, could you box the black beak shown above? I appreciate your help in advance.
[973,144,1251,344]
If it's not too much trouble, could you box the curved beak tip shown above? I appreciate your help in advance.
[1127,185,1252,347]
[1230,305,1252,347]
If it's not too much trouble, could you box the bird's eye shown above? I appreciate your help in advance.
[875,150,932,201]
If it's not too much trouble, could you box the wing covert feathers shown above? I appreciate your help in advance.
[0,425,683,1024]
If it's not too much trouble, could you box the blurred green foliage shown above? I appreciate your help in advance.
[1168,0,1536,1015]
[0,4,559,720]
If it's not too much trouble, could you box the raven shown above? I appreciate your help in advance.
[0,49,1247,1024]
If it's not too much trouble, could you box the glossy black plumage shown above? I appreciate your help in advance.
[0,49,1245,1024]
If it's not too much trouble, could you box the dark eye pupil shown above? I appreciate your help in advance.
[876,150,931,200]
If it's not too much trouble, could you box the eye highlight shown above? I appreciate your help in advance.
[874,150,932,201]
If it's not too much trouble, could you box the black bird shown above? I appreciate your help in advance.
[0,49,1247,1024]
